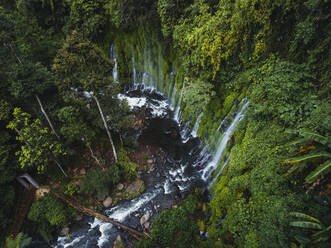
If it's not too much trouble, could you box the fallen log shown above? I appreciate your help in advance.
[52,192,145,240]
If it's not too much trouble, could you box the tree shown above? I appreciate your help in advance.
[57,105,105,167]
[183,77,215,119]
[5,232,31,248]
[53,31,125,162]
[28,194,70,226]
[7,108,67,177]
[135,195,199,248]
[80,166,121,200]
[8,61,60,140]
[105,0,158,28]
[64,0,107,39]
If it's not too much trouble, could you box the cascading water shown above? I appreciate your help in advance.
[200,100,248,181]
[50,45,249,248]
[174,82,185,122]
[191,113,204,138]
[110,44,118,82]
[132,54,137,84]
[208,156,230,190]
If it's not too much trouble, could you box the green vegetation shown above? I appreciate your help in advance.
[0,0,330,247]
[5,232,31,248]
[80,166,121,200]
[135,195,200,248]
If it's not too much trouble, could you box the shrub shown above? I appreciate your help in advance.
[80,166,121,200]
[28,195,73,226]
[116,149,138,180]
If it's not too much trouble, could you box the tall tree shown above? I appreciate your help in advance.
[57,105,104,167]
[7,108,67,177]
[8,61,61,140]
[53,31,122,162]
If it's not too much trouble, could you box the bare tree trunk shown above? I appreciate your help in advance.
[54,160,68,177]
[87,144,104,169]
[93,96,118,162]
[52,192,147,240]
[35,95,60,141]
[118,130,123,147]
[7,43,23,64]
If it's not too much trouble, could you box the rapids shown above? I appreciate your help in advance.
[30,46,248,248]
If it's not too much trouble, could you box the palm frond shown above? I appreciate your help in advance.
[305,159,331,184]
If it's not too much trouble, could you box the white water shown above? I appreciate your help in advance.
[110,44,118,82]
[191,113,204,138]
[117,94,147,109]
[174,82,185,121]
[208,156,230,190]
[132,56,137,84]
[169,83,177,110]
[201,100,248,181]
[90,190,161,247]
[53,46,249,248]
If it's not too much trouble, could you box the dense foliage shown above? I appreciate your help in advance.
[0,0,330,247]
[135,195,200,248]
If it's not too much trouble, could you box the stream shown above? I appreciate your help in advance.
[30,47,248,248]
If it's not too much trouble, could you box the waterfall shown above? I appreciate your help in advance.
[174,82,185,122]
[208,156,230,190]
[191,113,204,138]
[169,83,177,111]
[201,100,248,181]
[110,44,118,82]
[132,55,137,84]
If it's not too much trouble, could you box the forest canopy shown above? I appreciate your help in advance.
[0,0,330,248]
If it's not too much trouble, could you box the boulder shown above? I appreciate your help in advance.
[103,196,112,208]
[60,227,69,236]
[80,168,86,175]
[144,222,150,229]
[140,212,151,226]
[147,159,153,164]
[117,183,124,190]
[113,235,124,248]
[75,215,83,221]
[126,180,144,195]
[35,185,50,199]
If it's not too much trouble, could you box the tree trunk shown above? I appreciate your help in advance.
[87,144,104,169]
[35,95,60,141]
[52,192,146,240]
[93,96,118,162]
[54,159,68,177]
[118,130,123,147]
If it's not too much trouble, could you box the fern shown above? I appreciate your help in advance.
[284,137,310,147]
[289,212,322,224]
[305,159,331,183]
[299,129,329,146]
[283,152,331,164]
[311,225,331,243]
[290,221,322,230]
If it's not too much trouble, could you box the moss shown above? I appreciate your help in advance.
[197,219,205,232]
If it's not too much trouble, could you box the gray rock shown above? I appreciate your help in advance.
[117,183,124,190]
[80,168,86,175]
[60,227,69,236]
[140,212,151,226]
[103,196,112,208]
[144,222,150,229]
[75,215,83,221]
[147,159,153,164]
[126,180,144,194]
[116,235,122,242]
